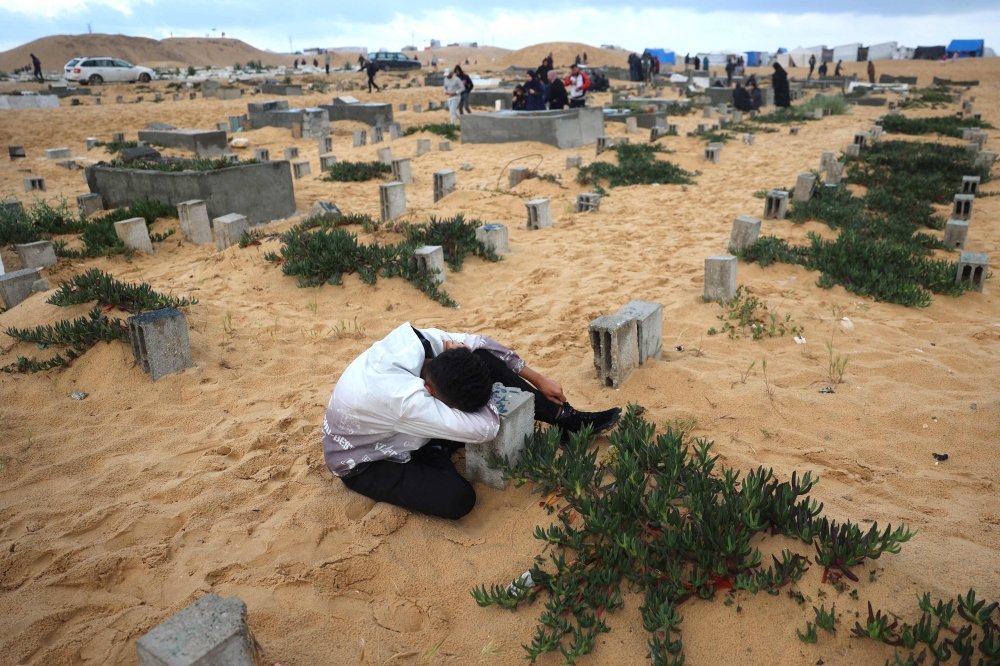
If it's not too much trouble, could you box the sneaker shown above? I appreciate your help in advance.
[555,403,621,437]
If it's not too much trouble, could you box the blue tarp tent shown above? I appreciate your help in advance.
[946,39,985,58]
[745,51,765,66]
[643,48,676,65]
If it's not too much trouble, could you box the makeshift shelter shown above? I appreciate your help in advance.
[867,41,897,61]
[643,48,676,65]
[913,46,946,60]
[946,40,985,58]
[832,43,861,62]
[744,51,766,67]
[788,46,825,67]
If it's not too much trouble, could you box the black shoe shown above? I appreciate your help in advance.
[555,403,622,438]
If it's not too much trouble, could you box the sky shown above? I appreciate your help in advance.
[0,0,997,55]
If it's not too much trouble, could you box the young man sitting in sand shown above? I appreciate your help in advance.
[323,323,621,519]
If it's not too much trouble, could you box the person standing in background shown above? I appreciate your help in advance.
[325,50,331,75]
[807,53,816,81]
[443,68,464,123]
[867,60,876,84]
[835,60,843,76]
[455,65,473,115]
[365,58,381,93]
[772,62,791,108]
[545,70,568,109]
[30,53,43,83]
[702,55,709,71]
[524,70,545,111]
[564,64,590,108]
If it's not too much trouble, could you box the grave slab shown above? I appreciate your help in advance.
[137,129,228,157]
[460,108,605,150]
[178,200,214,245]
[0,268,42,309]
[465,384,534,489]
[213,213,250,251]
[127,309,195,384]
[704,255,737,302]
[15,240,58,269]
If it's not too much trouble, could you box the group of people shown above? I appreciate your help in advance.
[684,54,711,71]
[443,66,475,122]
[732,76,763,112]
[806,54,846,81]
[627,52,660,82]
[511,59,590,112]
[289,51,333,75]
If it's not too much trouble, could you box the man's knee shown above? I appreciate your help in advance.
[435,477,476,519]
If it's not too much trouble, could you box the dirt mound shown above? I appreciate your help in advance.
[493,41,630,69]
[408,45,511,69]
[0,34,299,72]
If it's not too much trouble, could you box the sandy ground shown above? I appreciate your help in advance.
[1,56,998,666]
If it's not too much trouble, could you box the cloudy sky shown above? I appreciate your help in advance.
[0,0,996,55]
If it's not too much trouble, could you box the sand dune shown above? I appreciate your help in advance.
[0,34,303,72]
[0,57,999,666]
[493,41,630,69]
[408,45,511,68]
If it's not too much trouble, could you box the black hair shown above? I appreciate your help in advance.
[425,348,493,413]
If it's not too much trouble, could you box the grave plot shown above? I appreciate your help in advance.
[321,160,392,182]
[736,140,993,306]
[247,100,330,138]
[84,157,295,226]
[577,143,697,189]
[879,113,994,138]
[403,123,460,141]
[319,96,394,126]
[460,107,605,149]
[258,211,501,307]
[742,94,849,125]
[1,269,195,373]
[136,128,228,157]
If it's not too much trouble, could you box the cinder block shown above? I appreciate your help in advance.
[319,136,333,154]
[213,213,250,251]
[391,158,413,185]
[965,143,979,154]
[825,161,845,186]
[410,245,445,284]
[943,219,969,250]
[229,115,245,133]
[116,96,124,104]
[433,170,456,203]
[820,151,835,172]
[254,148,270,162]
[283,147,299,160]
[509,166,529,188]
[566,156,582,169]
[704,255,738,302]
[961,128,977,141]
[16,240,58,269]
[465,384,535,490]
[380,182,407,222]
[129,315,190,376]
[9,145,26,160]
[114,217,154,254]
[763,190,789,220]
[398,103,407,111]
[216,122,229,132]
[742,133,755,145]
[291,122,303,139]
[413,103,422,113]
[626,117,638,134]
[703,107,715,119]
[813,108,823,120]
[970,132,987,150]
[853,132,869,149]
[525,199,552,230]
[793,173,817,203]
[376,147,393,165]
[596,136,611,155]
[178,200,213,245]
[172,94,180,101]
[588,312,639,388]
[292,161,311,179]
[962,176,980,194]
[439,141,450,151]
[23,178,45,192]
[112,132,125,143]
[320,155,338,171]
[953,193,974,221]
[649,126,665,142]
[353,130,367,147]
[77,193,103,217]
[732,110,743,123]
[704,144,722,164]
[612,137,630,146]
[475,224,508,254]
[973,150,996,169]
[369,126,383,145]
[575,193,601,213]
[428,101,438,110]
[845,144,860,157]
[56,160,78,170]
[86,137,98,150]
[309,201,343,220]
[389,123,403,140]
[789,127,799,135]
[45,147,71,159]
[956,251,988,293]
[729,216,761,253]
[617,299,663,364]
[416,139,430,156]
[0,268,42,309]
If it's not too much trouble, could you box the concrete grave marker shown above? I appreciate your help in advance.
[703,107,715,119]
[566,156,582,169]
[729,216,761,253]
[254,148,270,162]
[953,193,974,220]
[846,144,860,157]
[732,110,743,122]
[825,161,845,185]
[962,176,980,194]
[575,193,601,213]
[793,173,817,203]
[216,122,228,132]
[820,151,835,172]
[763,190,789,220]
[116,95,124,104]
[413,103,422,113]
[509,166,529,188]
[229,115,247,133]
[380,182,407,221]
[596,136,612,155]
[943,219,969,250]
[970,132,988,150]
[704,255,738,302]
[114,217,153,254]
[973,150,996,169]
[391,158,413,184]
[388,123,403,140]
[742,133,755,145]
[956,251,988,293]
[283,147,299,160]
[77,193,103,217]
[433,170,456,203]
[525,199,552,230]
[353,130,367,147]
[320,155,338,171]
[854,132,869,150]
[416,139,430,156]
[15,240,58,269]
[177,200,213,245]
[376,147,393,165]
[292,161,311,179]
[127,309,194,383]
[0,268,42,309]
[704,143,722,164]
[291,122,303,139]
[9,145,26,160]
[86,137,97,150]
[439,141,451,151]
[213,213,250,250]
[319,136,333,154]
[667,123,680,135]
[46,147,71,159]
[626,117,638,134]
[612,137,629,146]
[475,224,508,254]
[465,384,535,490]
[370,126,384,144]
[411,245,446,284]
[23,178,45,192]
[399,103,407,111]
[617,299,663,365]
[588,313,638,388]
[789,127,799,135]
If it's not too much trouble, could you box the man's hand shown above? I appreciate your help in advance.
[533,376,566,406]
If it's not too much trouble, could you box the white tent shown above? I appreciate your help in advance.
[867,42,897,61]
[788,46,826,67]
[832,43,861,62]
[695,51,741,67]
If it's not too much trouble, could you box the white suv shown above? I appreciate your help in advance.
[66,57,155,85]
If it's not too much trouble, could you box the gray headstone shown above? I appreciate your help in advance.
[320,154,338,171]
[433,170,456,203]
[127,312,194,384]
[525,199,552,230]
[410,245,445,284]
[475,224,508,254]
[213,213,250,251]
[0,268,42,309]
[114,217,154,253]
[379,182,407,222]
[15,240,58,269]
[956,251,988,293]
[575,193,601,213]
[465,384,535,489]
[77,193,103,217]
[178,200,213,245]
[509,166,529,189]
[953,193,974,221]
[391,158,413,185]
[793,173,817,203]
[763,190,789,220]
[729,216,762,253]
[943,219,969,250]
[292,160,311,179]
[416,139,430,156]
[283,147,299,160]
[704,255,738,302]
[588,312,638,388]
[616,299,663,364]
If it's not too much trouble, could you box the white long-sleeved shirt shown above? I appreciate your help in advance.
[443,75,464,95]
[322,323,525,477]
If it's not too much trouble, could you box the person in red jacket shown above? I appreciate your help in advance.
[564,64,590,108]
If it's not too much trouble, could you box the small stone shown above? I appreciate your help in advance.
[31,278,50,292]
[971,403,977,410]
[71,391,87,400]
[460,163,474,171]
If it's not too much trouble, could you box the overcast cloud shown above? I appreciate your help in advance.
[0,0,996,55]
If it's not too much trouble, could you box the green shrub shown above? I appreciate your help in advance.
[54,197,177,259]
[578,143,697,188]
[104,157,259,172]
[402,123,460,141]
[880,114,993,138]
[321,160,392,182]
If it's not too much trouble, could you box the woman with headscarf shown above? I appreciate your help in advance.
[524,70,545,111]
[545,70,569,110]
[772,62,791,108]
[512,84,527,110]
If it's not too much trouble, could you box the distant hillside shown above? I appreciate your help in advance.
[0,34,305,71]
[493,42,631,69]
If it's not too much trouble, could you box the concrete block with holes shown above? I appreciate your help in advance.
[956,251,988,293]
[525,199,552,230]
[433,170,456,203]
[127,309,195,383]
[380,182,407,222]
[588,312,639,388]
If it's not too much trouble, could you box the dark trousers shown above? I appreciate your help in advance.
[459,91,471,114]
[368,75,380,92]
[341,350,561,519]
[325,65,330,75]
[569,97,586,108]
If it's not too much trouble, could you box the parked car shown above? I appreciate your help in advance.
[65,57,155,85]
[367,52,421,71]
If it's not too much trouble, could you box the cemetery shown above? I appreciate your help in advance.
[0,37,998,666]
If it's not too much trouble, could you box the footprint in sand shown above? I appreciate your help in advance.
[374,599,428,633]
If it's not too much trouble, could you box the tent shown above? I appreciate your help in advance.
[946,40,985,58]
[832,43,861,63]
[643,48,676,65]
[744,51,766,67]
[913,46,946,60]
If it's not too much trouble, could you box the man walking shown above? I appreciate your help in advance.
[30,53,43,83]
[443,68,464,123]
[365,58,381,93]
[324,50,330,75]
[808,54,816,81]
[455,65,474,115]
